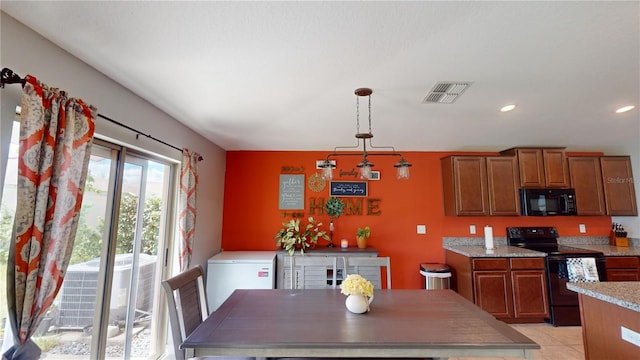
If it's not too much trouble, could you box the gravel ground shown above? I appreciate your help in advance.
[43,327,152,359]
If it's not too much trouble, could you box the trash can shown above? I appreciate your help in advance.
[419,263,451,290]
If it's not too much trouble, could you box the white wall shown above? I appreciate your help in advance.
[1,11,226,269]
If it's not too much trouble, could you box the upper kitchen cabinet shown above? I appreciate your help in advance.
[486,156,521,216]
[442,156,488,216]
[501,147,570,188]
[441,156,519,216]
[600,156,638,216]
[568,157,606,216]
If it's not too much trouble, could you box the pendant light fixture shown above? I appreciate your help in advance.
[318,88,412,180]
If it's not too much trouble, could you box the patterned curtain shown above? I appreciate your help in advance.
[178,148,201,271]
[4,76,96,360]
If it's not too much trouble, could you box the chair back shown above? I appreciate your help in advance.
[290,256,338,289]
[162,266,209,360]
[344,256,392,289]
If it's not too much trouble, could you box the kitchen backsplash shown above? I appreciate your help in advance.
[443,237,507,247]
[443,236,614,247]
[558,236,611,245]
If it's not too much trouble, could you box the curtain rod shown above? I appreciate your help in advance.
[1,67,203,161]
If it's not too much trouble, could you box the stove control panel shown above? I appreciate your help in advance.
[507,226,558,240]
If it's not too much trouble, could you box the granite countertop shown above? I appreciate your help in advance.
[444,245,546,258]
[568,244,640,256]
[443,237,639,258]
[566,282,640,313]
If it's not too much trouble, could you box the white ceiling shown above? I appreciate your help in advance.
[2,1,639,152]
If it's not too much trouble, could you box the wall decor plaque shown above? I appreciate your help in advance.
[330,181,368,197]
[279,174,305,210]
[307,173,326,192]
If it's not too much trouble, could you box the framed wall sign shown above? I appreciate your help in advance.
[330,181,368,197]
[279,174,305,210]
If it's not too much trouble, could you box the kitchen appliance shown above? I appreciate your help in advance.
[507,226,606,326]
[520,188,577,216]
[206,251,276,312]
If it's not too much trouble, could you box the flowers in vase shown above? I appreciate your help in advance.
[340,274,374,297]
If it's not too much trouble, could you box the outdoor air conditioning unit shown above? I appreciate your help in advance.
[57,253,157,329]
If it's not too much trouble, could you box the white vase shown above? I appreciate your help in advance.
[345,293,373,314]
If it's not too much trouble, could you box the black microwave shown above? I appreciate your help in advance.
[520,188,577,216]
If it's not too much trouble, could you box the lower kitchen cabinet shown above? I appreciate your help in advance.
[511,269,549,318]
[473,270,512,318]
[605,256,640,281]
[446,250,549,323]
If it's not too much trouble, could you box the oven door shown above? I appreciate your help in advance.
[546,254,607,306]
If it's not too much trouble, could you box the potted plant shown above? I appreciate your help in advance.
[324,196,345,247]
[356,226,370,249]
[274,217,330,255]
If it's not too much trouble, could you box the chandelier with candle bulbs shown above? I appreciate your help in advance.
[318,88,412,180]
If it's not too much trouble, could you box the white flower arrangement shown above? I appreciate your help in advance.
[340,274,374,297]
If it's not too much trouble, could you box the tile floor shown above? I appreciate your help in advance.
[449,323,585,360]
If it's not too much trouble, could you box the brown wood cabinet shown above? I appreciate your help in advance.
[442,149,636,217]
[446,250,549,323]
[474,270,512,318]
[486,156,521,216]
[472,259,511,319]
[600,156,638,216]
[605,256,640,281]
[568,156,606,215]
[576,290,640,360]
[501,147,570,188]
[509,258,549,320]
[441,156,519,216]
[441,156,487,216]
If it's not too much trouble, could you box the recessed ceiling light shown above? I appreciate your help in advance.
[615,105,635,114]
[500,104,516,112]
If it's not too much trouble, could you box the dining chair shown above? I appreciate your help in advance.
[161,266,253,360]
[344,256,392,289]
[290,256,338,289]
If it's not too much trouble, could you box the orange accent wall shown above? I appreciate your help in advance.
[221,151,612,289]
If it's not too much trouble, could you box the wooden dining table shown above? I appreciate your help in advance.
[182,289,539,359]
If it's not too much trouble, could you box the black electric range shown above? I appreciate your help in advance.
[507,226,606,326]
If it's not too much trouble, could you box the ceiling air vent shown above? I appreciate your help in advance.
[422,81,473,104]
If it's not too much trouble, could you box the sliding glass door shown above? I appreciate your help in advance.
[34,139,175,359]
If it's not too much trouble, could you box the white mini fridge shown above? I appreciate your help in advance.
[206,251,276,312]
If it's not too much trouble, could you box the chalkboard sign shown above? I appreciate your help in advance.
[279,174,305,210]
[330,181,368,197]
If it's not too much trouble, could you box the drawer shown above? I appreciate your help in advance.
[472,258,508,270]
[510,257,545,270]
[606,256,640,269]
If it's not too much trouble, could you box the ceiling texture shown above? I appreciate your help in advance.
[2,1,639,153]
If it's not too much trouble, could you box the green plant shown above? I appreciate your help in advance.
[357,226,370,239]
[325,197,345,218]
[274,217,329,255]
